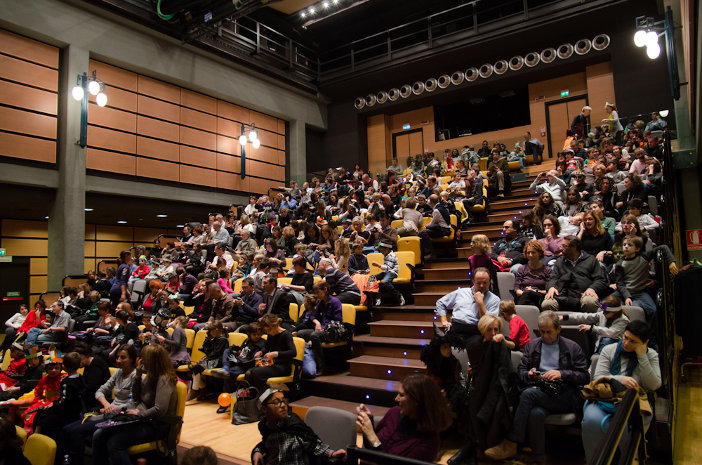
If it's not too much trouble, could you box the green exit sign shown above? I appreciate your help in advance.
[7,291,20,297]
[560,90,570,97]
[0,248,5,256]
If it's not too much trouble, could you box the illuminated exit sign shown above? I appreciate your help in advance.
[0,248,5,256]
[560,90,570,97]
[402,124,410,130]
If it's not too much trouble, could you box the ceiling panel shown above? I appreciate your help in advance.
[268,0,319,15]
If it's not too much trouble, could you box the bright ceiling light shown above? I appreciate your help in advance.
[117,220,127,224]
[96,92,108,107]
[239,135,248,146]
[72,86,84,101]
[84,208,94,212]
[659,110,669,118]
[249,130,258,140]
[88,80,100,96]
[646,42,661,59]
[309,6,315,14]
[633,30,647,47]
[323,1,329,8]
[332,0,339,4]
[157,214,168,218]
[301,11,306,18]
[253,138,261,149]
[645,30,659,47]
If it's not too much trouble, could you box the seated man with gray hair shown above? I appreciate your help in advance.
[484,310,589,462]
[317,258,361,305]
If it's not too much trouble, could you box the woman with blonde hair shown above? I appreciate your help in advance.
[578,210,613,261]
[332,238,351,274]
[92,344,178,465]
[468,234,492,271]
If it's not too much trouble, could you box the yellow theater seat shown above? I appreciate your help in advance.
[397,237,421,266]
[321,304,356,349]
[176,330,207,373]
[392,251,414,285]
[24,433,56,465]
[127,381,187,456]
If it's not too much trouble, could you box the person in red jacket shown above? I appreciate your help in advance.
[0,343,27,390]
[499,300,531,350]
[15,301,47,341]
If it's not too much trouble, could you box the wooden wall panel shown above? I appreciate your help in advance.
[0,56,58,92]
[136,115,179,142]
[85,225,96,241]
[30,276,48,295]
[88,105,136,133]
[96,225,133,241]
[0,30,58,68]
[181,107,217,133]
[88,126,136,153]
[104,87,138,113]
[250,111,278,133]
[216,153,240,173]
[84,241,95,257]
[216,171,249,192]
[249,160,284,181]
[180,126,216,151]
[138,76,180,104]
[180,145,216,169]
[256,129,277,149]
[181,89,216,114]
[249,177,275,194]
[0,106,56,139]
[134,227,164,242]
[96,242,134,258]
[2,220,48,238]
[136,157,179,181]
[85,259,96,274]
[2,238,48,256]
[136,136,179,163]
[277,119,285,135]
[217,101,250,123]
[138,95,180,123]
[252,144,278,165]
[89,60,137,92]
[179,165,214,186]
[30,258,48,275]
[277,134,285,151]
[216,118,241,139]
[0,132,56,163]
[0,80,57,115]
[86,148,136,175]
[216,134,241,156]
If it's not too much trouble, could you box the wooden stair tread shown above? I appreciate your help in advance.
[368,319,433,326]
[310,373,402,391]
[375,304,435,311]
[290,396,390,417]
[349,355,426,368]
[354,334,431,346]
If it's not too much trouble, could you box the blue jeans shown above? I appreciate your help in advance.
[27,327,61,345]
[508,387,579,461]
[92,420,161,465]
[376,271,402,304]
[581,401,652,464]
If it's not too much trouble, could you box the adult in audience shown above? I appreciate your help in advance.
[542,236,608,313]
[209,242,235,271]
[0,304,28,359]
[484,311,589,462]
[211,220,230,244]
[435,268,500,350]
[589,199,616,237]
[530,171,567,204]
[487,149,509,197]
[538,215,563,262]
[60,344,137,464]
[581,321,661,464]
[514,240,551,307]
[616,174,648,215]
[200,283,236,331]
[26,301,70,345]
[356,374,452,462]
[645,112,667,133]
[73,341,111,411]
[230,277,263,328]
[523,131,544,164]
[252,387,345,465]
[234,229,258,256]
[318,258,362,305]
[259,275,295,330]
[295,280,342,374]
[245,314,297,391]
[394,197,423,237]
[490,220,528,273]
[571,105,591,139]
[110,250,133,307]
[419,194,452,260]
[282,256,314,293]
[92,344,178,465]
[577,210,613,260]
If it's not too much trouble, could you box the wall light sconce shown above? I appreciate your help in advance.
[239,123,260,179]
[71,70,108,148]
[633,7,679,100]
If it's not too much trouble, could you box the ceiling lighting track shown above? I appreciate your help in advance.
[300,0,371,28]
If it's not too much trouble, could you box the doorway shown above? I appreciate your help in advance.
[392,129,424,164]
[0,257,30,323]
[545,95,588,159]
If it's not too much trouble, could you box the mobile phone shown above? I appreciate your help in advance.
[532,370,542,376]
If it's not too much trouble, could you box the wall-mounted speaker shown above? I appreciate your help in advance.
[376,91,388,104]
[365,94,376,107]
[400,84,412,98]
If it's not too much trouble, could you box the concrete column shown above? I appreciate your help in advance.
[48,44,88,289]
[288,119,307,184]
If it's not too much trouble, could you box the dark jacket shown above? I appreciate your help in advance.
[490,234,528,264]
[546,251,608,298]
[235,291,263,324]
[518,336,590,388]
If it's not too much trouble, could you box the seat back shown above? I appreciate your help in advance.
[174,381,187,441]
[496,272,515,301]
[289,302,300,323]
[232,278,244,294]
[184,328,195,350]
[130,279,148,306]
[284,257,293,271]
[278,277,293,286]
[397,237,421,266]
[515,305,540,335]
[421,216,432,230]
[15,424,27,446]
[341,303,357,326]
[229,332,248,347]
[390,219,404,229]
[305,406,358,450]
[190,330,209,363]
[367,253,384,275]
[1,349,11,370]
[623,305,645,322]
[394,251,414,282]
[23,433,56,465]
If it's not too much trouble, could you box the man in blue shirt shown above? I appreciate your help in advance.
[435,267,500,349]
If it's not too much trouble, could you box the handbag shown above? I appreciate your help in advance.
[322,321,349,343]
[231,382,261,425]
[96,413,144,430]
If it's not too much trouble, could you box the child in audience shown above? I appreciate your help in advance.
[32,352,85,439]
[218,322,266,413]
[612,235,678,328]
[616,198,659,235]
[0,347,43,403]
[562,295,629,354]
[0,304,28,360]
[0,343,27,390]
[348,241,369,275]
[499,301,530,350]
[370,241,404,306]
[217,269,236,294]
[188,321,228,402]
[468,234,492,272]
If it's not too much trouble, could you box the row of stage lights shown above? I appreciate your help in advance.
[300,0,340,19]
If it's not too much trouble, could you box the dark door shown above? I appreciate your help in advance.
[0,257,30,324]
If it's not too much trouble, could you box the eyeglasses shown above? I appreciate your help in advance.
[264,398,288,406]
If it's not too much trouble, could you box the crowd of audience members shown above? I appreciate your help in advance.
[0,110,677,464]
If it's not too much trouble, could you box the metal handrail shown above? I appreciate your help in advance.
[346,445,437,465]
[589,389,646,465]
